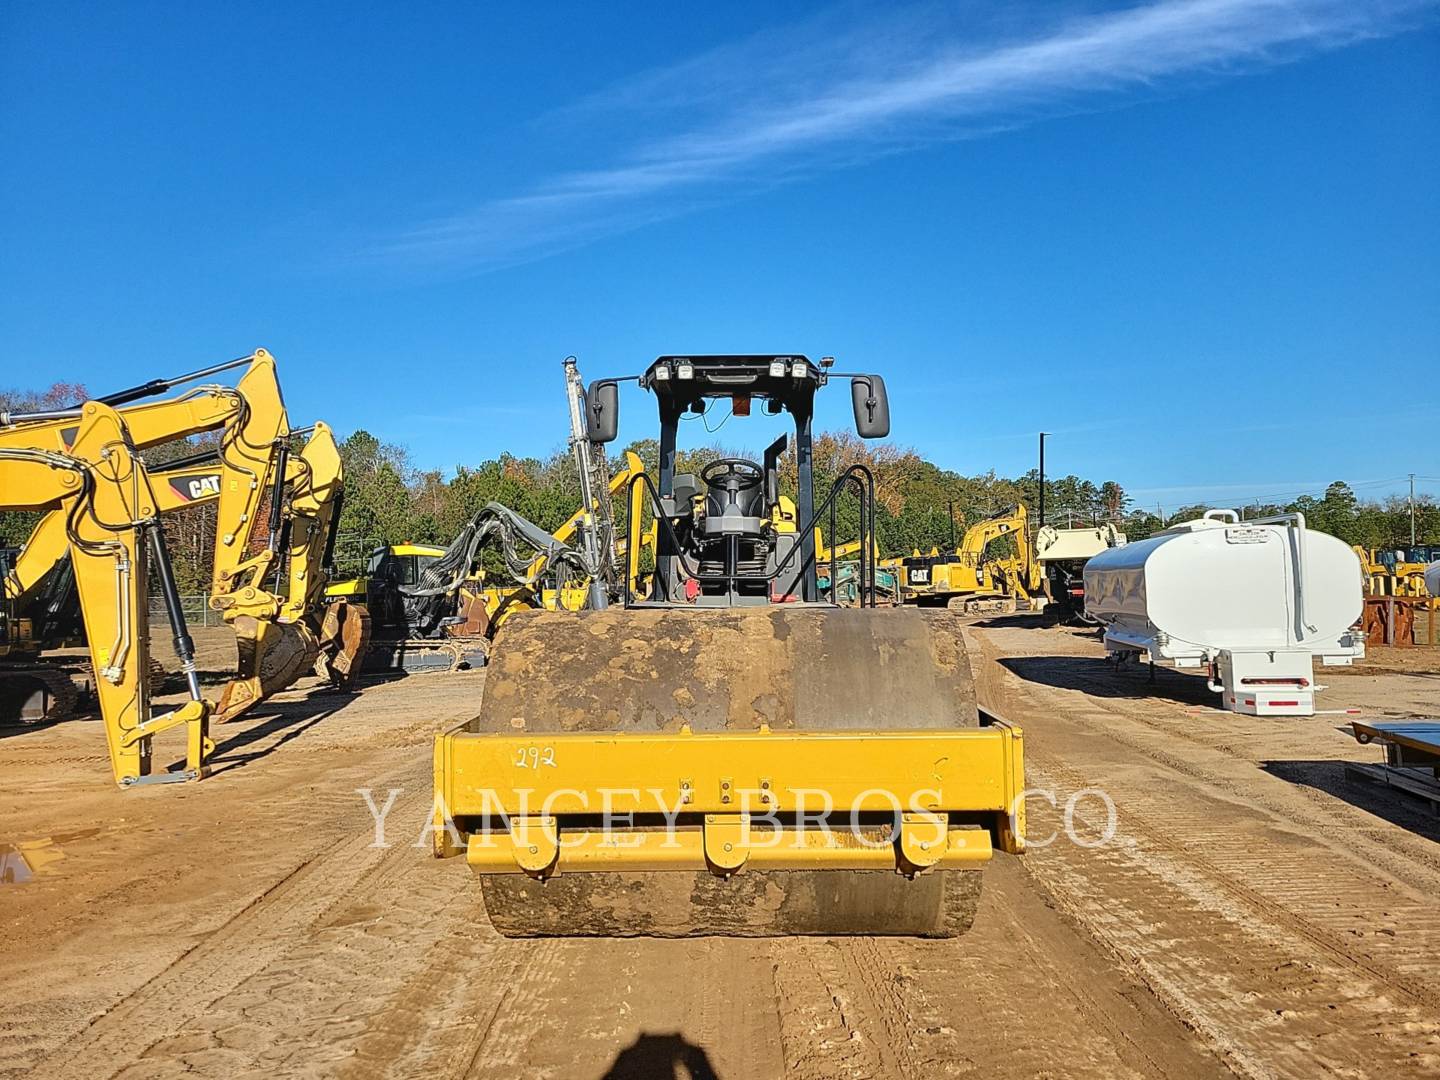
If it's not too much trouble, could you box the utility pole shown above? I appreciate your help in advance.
[1411,473,1417,547]
[1038,432,1050,528]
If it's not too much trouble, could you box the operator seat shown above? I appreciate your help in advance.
[702,459,765,536]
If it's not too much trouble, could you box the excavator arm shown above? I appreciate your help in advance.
[209,422,358,719]
[0,404,212,785]
[2,350,289,604]
[958,504,1026,562]
[982,504,1041,598]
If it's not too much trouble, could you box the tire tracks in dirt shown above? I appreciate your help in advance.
[10,631,1327,1079]
[968,624,1440,1077]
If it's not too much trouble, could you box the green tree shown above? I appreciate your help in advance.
[1290,481,1361,544]
[0,382,89,546]
[336,430,420,548]
[1123,511,1164,541]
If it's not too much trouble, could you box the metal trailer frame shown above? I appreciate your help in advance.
[1348,720,1440,813]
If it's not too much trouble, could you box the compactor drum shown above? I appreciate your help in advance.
[434,356,1025,938]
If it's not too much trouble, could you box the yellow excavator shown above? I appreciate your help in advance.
[1,350,361,724]
[183,421,356,718]
[899,503,1041,611]
[433,354,1024,938]
[1,403,212,784]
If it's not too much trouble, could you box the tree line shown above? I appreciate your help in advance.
[2,379,1434,594]
[330,428,1436,574]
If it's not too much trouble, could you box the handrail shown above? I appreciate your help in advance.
[623,464,877,608]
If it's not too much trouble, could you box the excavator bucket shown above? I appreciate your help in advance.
[435,606,1024,938]
[315,599,372,689]
[215,616,320,722]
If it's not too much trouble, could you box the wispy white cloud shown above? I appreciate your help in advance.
[369,0,1433,271]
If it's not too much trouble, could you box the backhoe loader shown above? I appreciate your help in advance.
[0,403,212,784]
[434,355,1024,938]
[1,351,364,721]
[1356,545,1440,598]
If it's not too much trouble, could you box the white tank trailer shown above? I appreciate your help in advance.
[1084,511,1366,716]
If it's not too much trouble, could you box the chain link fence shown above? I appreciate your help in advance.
[148,593,220,628]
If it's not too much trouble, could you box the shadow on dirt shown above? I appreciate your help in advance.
[1000,654,1220,709]
[599,1032,721,1080]
[1262,758,1440,842]
[0,715,65,737]
[178,686,364,776]
[972,612,1052,630]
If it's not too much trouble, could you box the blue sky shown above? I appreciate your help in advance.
[2,1,1437,514]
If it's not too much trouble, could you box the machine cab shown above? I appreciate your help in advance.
[587,354,889,608]
[364,544,446,630]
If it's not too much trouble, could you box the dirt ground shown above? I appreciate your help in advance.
[2,622,1438,1079]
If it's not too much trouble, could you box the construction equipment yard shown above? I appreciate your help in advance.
[2,619,1436,1080]
[5,8,1439,1080]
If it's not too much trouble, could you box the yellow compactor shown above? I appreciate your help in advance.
[434,355,1025,938]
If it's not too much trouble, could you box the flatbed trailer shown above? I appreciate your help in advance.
[1348,720,1440,813]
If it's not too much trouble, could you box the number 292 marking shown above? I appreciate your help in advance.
[514,745,557,769]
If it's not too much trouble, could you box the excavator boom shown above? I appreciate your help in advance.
[0,404,212,784]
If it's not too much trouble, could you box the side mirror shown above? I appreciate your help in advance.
[586,380,619,443]
[851,376,890,439]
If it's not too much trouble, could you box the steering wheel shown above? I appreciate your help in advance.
[700,457,764,489]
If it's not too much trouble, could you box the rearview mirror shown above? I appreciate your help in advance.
[586,381,619,443]
[851,376,890,439]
